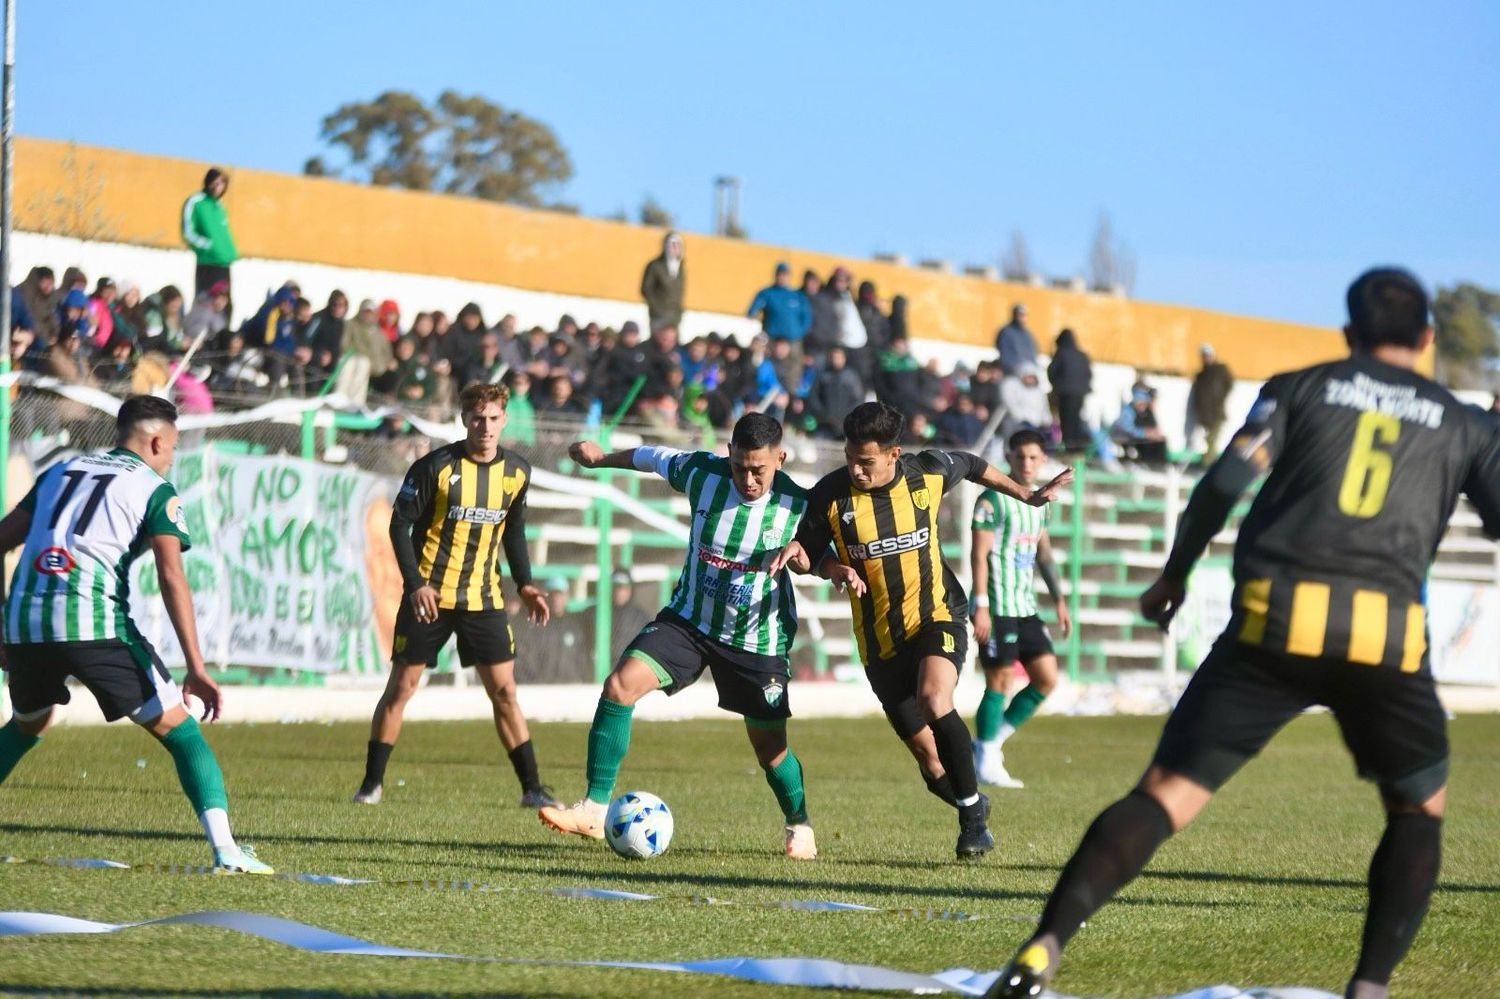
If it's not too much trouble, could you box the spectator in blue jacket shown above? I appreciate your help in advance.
[747,261,811,376]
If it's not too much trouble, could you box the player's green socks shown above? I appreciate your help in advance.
[586,699,634,805]
[763,749,808,825]
[975,688,1006,742]
[1001,685,1048,738]
[159,716,229,814]
[0,719,41,785]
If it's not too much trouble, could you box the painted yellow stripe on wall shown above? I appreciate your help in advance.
[1287,582,1331,659]
[1401,604,1427,673]
[1238,578,1271,646]
[1348,590,1388,666]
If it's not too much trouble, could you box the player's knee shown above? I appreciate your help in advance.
[916,690,951,720]
[1033,671,1058,696]
[487,677,518,706]
[601,671,637,705]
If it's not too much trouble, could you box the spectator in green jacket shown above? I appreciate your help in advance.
[181,167,238,313]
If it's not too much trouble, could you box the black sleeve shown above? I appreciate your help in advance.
[1461,416,1500,539]
[794,477,838,557]
[913,449,988,489]
[1160,375,1292,581]
[502,468,535,590]
[390,455,436,593]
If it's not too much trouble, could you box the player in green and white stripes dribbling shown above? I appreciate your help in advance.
[0,396,271,874]
[540,413,820,858]
[969,429,1070,790]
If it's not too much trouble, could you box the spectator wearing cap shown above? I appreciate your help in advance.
[1047,328,1093,451]
[1186,342,1234,456]
[807,345,865,439]
[748,261,813,371]
[641,230,685,330]
[995,303,1038,376]
[181,167,238,309]
[334,298,391,405]
[1112,383,1168,464]
[604,568,654,666]
[999,360,1053,443]
[19,266,58,346]
[88,277,117,349]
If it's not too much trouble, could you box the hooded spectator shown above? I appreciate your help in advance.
[970,359,1002,415]
[453,302,487,365]
[407,311,436,362]
[182,166,238,307]
[640,230,685,329]
[807,346,865,438]
[717,335,753,405]
[999,360,1053,442]
[995,303,1038,375]
[304,290,348,382]
[376,299,401,343]
[888,294,909,342]
[19,266,59,345]
[243,286,300,355]
[1047,328,1093,450]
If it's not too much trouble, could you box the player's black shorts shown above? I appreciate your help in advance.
[978,614,1054,670]
[864,621,968,739]
[1154,637,1448,807]
[392,603,516,668]
[624,610,791,722]
[4,638,182,723]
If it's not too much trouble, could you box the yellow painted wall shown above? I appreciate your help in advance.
[14,136,1348,379]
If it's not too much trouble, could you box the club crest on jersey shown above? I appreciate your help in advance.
[762,679,784,707]
[33,547,75,575]
[762,528,784,549]
[911,488,931,511]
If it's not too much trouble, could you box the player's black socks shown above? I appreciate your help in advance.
[1350,812,1442,989]
[361,740,393,793]
[923,771,959,807]
[928,711,979,801]
[508,739,541,792]
[1037,789,1173,948]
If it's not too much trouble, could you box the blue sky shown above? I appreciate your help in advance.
[15,1,1498,326]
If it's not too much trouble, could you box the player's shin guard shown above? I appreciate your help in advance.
[1351,812,1442,988]
[0,718,41,785]
[1036,789,1173,949]
[1002,684,1047,734]
[586,699,633,805]
[974,688,1005,742]
[930,711,979,801]
[762,748,808,825]
[159,716,230,814]
[508,739,541,792]
[361,740,394,793]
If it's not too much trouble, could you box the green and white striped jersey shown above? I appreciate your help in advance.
[5,449,190,644]
[634,446,807,656]
[972,489,1048,617]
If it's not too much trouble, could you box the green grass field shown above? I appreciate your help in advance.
[1,712,1497,997]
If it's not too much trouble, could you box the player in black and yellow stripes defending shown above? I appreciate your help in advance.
[775,402,1071,859]
[353,382,557,808]
[989,269,1500,999]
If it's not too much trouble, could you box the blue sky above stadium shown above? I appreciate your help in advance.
[15,1,1497,327]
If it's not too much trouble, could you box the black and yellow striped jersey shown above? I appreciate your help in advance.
[797,450,989,664]
[390,442,534,610]
[1225,355,1500,673]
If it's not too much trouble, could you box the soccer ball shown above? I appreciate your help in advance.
[604,791,674,859]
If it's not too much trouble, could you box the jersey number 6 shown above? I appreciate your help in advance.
[1338,411,1399,518]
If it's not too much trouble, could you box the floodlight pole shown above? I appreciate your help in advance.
[0,0,16,515]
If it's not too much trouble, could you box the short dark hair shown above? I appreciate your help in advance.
[116,395,178,439]
[1347,267,1429,349]
[1007,428,1047,452]
[843,401,904,446]
[731,412,783,451]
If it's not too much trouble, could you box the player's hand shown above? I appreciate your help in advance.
[1028,467,1074,505]
[519,583,551,626]
[569,441,605,468]
[828,563,867,598]
[768,540,808,574]
[409,586,440,624]
[183,669,222,723]
[1055,600,1073,639]
[1140,575,1186,631]
[971,610,991,644]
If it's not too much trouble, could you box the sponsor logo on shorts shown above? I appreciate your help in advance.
[847,527,929,561]
[33,547,75,575]
[447,505,506,524]
[762,679,784,707]
[1003,631,1019,643]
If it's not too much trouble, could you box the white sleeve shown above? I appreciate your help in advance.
[632,445,689,479]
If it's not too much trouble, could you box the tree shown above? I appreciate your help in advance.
[305,90,573,208]
[1432,283,1500,383]
[1000,231,1033,281]
[1086,211,1136,294]
[638,195,674,228]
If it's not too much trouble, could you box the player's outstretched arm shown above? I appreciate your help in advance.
[976,462,1073,505]
[568,441,640,470]
[152,534,221,722]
